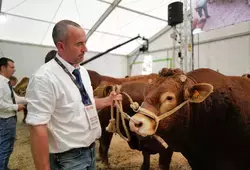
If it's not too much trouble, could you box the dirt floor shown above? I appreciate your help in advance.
[8,113,191,170]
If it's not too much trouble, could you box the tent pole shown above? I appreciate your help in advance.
[80,35,141,65]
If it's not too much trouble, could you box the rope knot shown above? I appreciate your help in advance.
[114,84,122,94]
[106,118,116,133]
[130,102,140,112]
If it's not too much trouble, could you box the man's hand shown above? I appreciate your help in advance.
[107,91,123,106]
[18,104,25,111]
[95,91,123,110]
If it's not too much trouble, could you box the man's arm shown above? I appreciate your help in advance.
[95,91,122,110]
[25,76,55,170]
[29,124,50,170]
[0,87,19,112]
[94,97,112,110]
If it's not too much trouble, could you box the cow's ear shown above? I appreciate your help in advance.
[184,83,213,103]
[94,84,112,97]
[104,86,113,96]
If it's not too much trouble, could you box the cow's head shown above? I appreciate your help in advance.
[242,74,250,79]
[129,68,213,137]
[13,77,29,96]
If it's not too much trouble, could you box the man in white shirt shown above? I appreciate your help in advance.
[25,20,122,170]
[0,57,26,170]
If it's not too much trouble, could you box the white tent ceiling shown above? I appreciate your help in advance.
[0,0,181,55]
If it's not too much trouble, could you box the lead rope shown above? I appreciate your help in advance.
[106,85,169,148]
[105,88,116,133]
[106,85,135,141]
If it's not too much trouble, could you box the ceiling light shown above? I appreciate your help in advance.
[192,28,203,35]
[142,53,153,75]
[0,13,7,23]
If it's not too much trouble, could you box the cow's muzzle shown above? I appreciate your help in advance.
[129,100,189,137]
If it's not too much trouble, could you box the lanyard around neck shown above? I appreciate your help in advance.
[54,57,89,100]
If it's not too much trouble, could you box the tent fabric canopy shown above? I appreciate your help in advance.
[0,0,182,55]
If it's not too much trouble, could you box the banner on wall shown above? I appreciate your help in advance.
[192,0,250,34]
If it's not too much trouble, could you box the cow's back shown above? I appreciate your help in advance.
[183,69,250,169]
[186,69,250,116]
[186,68,232,89]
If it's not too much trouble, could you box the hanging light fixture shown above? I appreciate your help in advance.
[0,13,7,23]
[139,38,153,75]
[192,28,203,35]
[142,53,153,75]
[129,37,154,76]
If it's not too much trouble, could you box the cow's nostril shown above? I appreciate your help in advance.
[135,121,143,128]
[167,96,173,100]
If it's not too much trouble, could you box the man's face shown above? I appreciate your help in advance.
[1,61,15,78]
[58,25,88,65]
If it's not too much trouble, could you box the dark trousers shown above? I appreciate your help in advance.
[49,142,96,170]
[0,116,17,170]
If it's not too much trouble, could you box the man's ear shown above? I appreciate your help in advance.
[0,65,5,71]
[57,41,65,51]
[184,83,213,103]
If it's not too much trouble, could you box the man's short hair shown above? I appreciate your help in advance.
[45,50,57,63]
[0,57,14,71]
[52,20,81,46]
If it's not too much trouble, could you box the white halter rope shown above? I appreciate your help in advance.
[106,85,169,148]
[137,100,190,136]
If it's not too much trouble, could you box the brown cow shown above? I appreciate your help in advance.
[88,69,158,90]
[97,81,174,170]
[14,77,29,123]
[129,68,250,170]
[89,71,176,169]
[14,77,29,97]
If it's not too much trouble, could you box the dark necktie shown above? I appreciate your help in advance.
[72,69,92,105]
[8,81,16,104]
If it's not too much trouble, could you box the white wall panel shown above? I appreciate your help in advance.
[193,35,250,76]
[129,20,250,76]
[0,40,127,81]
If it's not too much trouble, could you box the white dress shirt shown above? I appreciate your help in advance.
[25,54,101,153]
[0,75,27,118]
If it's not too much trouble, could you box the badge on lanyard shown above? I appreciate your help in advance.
[85,105,100,130]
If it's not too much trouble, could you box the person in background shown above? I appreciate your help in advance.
[9,76,18,87]
[0,57,27,170]
[192,17,207,34]
[45,50,57,63]
[25,20,122,170]
[195,0,210,19]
